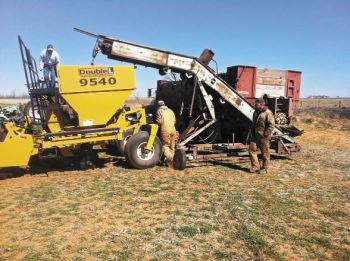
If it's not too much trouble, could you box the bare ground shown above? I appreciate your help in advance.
[0,115,349,260]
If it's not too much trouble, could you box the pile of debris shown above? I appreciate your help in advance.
[0,105,26,125]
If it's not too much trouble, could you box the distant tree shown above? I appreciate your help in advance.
[9,89,16,98]
[0,90,29,99]
[19,91,29,98]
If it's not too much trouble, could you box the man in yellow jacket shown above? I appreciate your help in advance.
[156,100,177,167]
[248,98,275,174]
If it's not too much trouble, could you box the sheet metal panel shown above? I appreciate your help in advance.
[256,76,286,86]
[111,42,168,66]
[256,69,286,79]
[255,68,287,98]
[255,84,285,98]
[227,66,256,99]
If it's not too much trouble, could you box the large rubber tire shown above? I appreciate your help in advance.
[125,131,162,169]
[116,129,134,156]
[173,149,187,170]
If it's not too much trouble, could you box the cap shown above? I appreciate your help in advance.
[255,98,265,104]
[47,44,53,51]
[157,100,165,106]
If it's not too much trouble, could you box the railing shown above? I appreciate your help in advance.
[18,35,56,126]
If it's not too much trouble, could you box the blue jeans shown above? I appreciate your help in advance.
[44,66,56,88]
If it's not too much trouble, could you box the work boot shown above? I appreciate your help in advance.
[249,167,260,173]
[166,161,174,169]
[259,168,268,174]
[165,158,174,169]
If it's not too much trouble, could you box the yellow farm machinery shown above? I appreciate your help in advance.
[0,36,161,170]
[0,30,301,172]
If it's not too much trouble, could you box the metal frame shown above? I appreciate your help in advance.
[18,36,59,127]
[74,28,299,150]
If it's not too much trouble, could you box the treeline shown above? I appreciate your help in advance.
[0,90,29,98]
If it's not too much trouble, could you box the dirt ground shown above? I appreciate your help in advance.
[0,110,349,260]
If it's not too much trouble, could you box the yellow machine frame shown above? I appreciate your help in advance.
[0,65,159,168]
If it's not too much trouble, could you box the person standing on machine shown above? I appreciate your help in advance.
[39,44,60,88]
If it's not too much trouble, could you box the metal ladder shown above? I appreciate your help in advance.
[18,36,58,129]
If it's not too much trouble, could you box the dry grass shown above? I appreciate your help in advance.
[0,99,29,106]
[298,98,350,109]
[0,107,349,260]
[295,107,350,133]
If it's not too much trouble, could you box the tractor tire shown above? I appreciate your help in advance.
[173,149,187,170]
[125,131,162,169]
[116,129,134,156]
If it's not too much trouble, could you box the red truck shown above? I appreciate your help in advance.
[219,66,301,124]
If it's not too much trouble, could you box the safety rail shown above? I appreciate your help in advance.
[18,36,58,126]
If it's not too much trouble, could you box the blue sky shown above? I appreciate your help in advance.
[0,0,349,97]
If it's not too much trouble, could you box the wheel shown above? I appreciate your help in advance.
[124,131,162,169]
[116,129,134,155]
[173,149,187,170]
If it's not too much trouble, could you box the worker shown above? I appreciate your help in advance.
[156,100,177,167]
[39,44,60,88]
[248,98,275,174]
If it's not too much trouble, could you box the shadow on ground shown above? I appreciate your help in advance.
[0,150,293,180]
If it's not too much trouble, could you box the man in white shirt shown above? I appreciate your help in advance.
[39,44,60,88]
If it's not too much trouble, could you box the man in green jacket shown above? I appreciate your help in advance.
[248,98,275,174]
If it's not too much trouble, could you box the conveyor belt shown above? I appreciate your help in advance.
[99,36,256,121]
[74,28,295,143]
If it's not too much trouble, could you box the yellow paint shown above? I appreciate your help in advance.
[145,124,159,151]
[114,108,147,129]
[45,103,65,132]
[0,123,34,167]
[41,133,118,149]
[57,65,136,126]
[0,65,160,169]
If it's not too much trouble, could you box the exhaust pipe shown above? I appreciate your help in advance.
[198,49,215,65]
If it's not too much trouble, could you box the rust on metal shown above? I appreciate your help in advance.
[111,42,168,66]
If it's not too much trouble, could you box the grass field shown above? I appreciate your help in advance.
[297,98,350,109]
[0,99,29,106]
[0,110,349,260]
